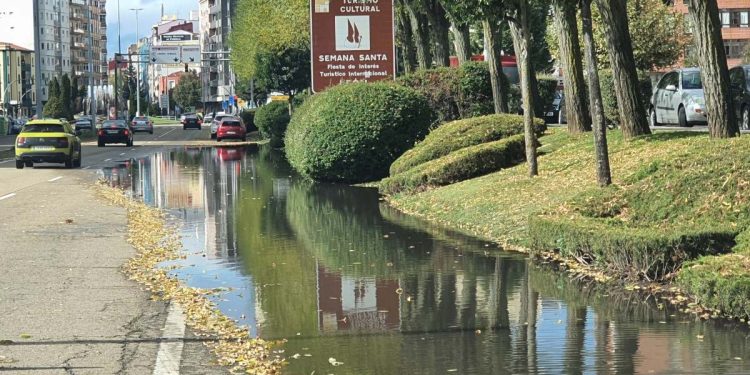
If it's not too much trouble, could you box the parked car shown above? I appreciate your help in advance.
[97,119,133,147]
[544,91,565,124]
[729,65,750,130]
[74,117,93,131]
[6,118,25,135]
[182,114,202,130]
[558,93,567,125]
[131,116,154,134]
[216,117,246,142]
[649,68,706,127]
[210,112,229,139]
[14,119,82,169]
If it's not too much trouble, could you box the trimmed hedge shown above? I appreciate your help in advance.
[397,62,493,124]
[255,102,290,148]
[528,215,735,281]
[390,114,546,176]
[380,134,526,195]
[285,82,433,183]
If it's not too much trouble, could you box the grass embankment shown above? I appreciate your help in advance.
[388,129,750,319]
[96,184,284,373]
[151,117,179,125]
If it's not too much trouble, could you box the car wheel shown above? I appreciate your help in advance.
[217,137,222,142]
[678,106,691,127]
[150,131,154,135]
[211,133,216,139]
[65,158,73,169]
[650,108,661,127]
[25,161,32,168]
[98,140,104,147]
[742,106,750,130]
[15,160,24,169]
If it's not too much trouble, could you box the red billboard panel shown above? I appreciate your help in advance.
[310,0,396,93]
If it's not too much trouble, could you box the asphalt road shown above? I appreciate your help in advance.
[0,125,230,374]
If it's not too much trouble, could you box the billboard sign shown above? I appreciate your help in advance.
[150,46,181,64]
[161,34,192,42]
[310,0,396,93]
[180,46,201,64]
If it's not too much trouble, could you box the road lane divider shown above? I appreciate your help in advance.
[48,176,63,182]
[0,193,16,201]
[152,302,186,375]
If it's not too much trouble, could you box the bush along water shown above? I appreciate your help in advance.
[255,102,290,148]
[285,82,433,183]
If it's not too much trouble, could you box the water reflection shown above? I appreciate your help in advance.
[101,146,750,375]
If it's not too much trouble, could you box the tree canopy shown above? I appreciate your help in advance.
[172,72,202,110]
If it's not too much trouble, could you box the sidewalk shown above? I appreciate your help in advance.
[0,171,228,374]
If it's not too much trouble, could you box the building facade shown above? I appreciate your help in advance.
[199,0,237,111]
[69,0,107,87]
[0,43,36,117]
[676,1,750,67]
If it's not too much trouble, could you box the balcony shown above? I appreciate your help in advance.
[73,42,86,49]
[73,28,86,35]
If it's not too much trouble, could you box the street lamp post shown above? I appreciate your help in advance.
[130,8,143,117]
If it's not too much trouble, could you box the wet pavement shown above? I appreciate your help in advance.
[102,145,750,375]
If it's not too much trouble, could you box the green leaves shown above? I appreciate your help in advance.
[172,72,202,110]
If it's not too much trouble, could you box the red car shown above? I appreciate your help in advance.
[216,117,246,142]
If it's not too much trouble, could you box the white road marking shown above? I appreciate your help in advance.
[158,128,177,139]
[0,193,16,201]
[152,303,186,375]
[48,176,63,182]
[82,166,91,170]
[0,159,12,164]
[104,158,112,162]
[120,152,126,156]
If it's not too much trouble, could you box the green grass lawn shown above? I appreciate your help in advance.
[388,128,750,318]
[151,117,179,125]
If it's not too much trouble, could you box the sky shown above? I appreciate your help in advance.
[107,0,198,56]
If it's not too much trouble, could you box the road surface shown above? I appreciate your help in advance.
[0,125,231,374]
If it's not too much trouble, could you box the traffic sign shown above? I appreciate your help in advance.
[150,46,181,64]
[310,0,396,93]
[180,46,201,63]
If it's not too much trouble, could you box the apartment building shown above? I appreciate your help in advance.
[199,0,237,111]
[69,0,108,87]
[146,16,201,106]
[0,43,36,117]
[675,0,750,67]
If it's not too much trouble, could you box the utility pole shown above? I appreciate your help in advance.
[115,0,122,119]
[32,0,43,117]
[87,1,95,117]
[130,8,143,117]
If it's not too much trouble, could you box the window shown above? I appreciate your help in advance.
[722,12,730,28]
[742,12,749,27]
[682,71,703,90]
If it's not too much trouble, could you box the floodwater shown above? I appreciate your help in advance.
[100,145,750,375]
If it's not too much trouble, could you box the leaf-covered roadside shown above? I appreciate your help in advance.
[96,183,285,374]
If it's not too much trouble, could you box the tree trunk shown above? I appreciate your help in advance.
[451,22,472,65]
[405,1,432,69]
[426,0,451,67]
[509,0,539,177]
[581,0,612,186]
[552,0,591,133]
[483,18,509,114]
[688,0,739,138]
[594,0,651,138]
[397,2,418,74]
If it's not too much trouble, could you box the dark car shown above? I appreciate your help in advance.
[131,116,154,134]
[182,114,202,130]
[216,117,246,142]
[74,117,93,131]
[729,65,750,130]
[543,91,564,124]
[97,120,133,147]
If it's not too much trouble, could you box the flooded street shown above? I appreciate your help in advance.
[100,145,750,374]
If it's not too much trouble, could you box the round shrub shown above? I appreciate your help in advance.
[285,82,434,183]
[239,109,258,132]
[255,102,290,148]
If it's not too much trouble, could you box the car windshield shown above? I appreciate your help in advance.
[222,120,241,127]
[23,124,65,133]
[682,72,703,90]
[103,121,127,128]
[134,117,148,121]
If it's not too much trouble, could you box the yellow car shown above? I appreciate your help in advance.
[15,119,82,169]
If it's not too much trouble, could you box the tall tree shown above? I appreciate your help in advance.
[254,45,311,113]
[404,0,433,69]
[581,0,611,186]
[508,0,539,177]
[396,0,418,73]
[439,1,472,65]
[441,0,509,113]
[552,0,591,133]
[425,0,451,67]
[172,72,202,111]
[687,0,739,138]
[594,0,650,138]
[60,74,72,120]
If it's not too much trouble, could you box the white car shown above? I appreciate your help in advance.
[649,68,707,127]
[210,112,228,139]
